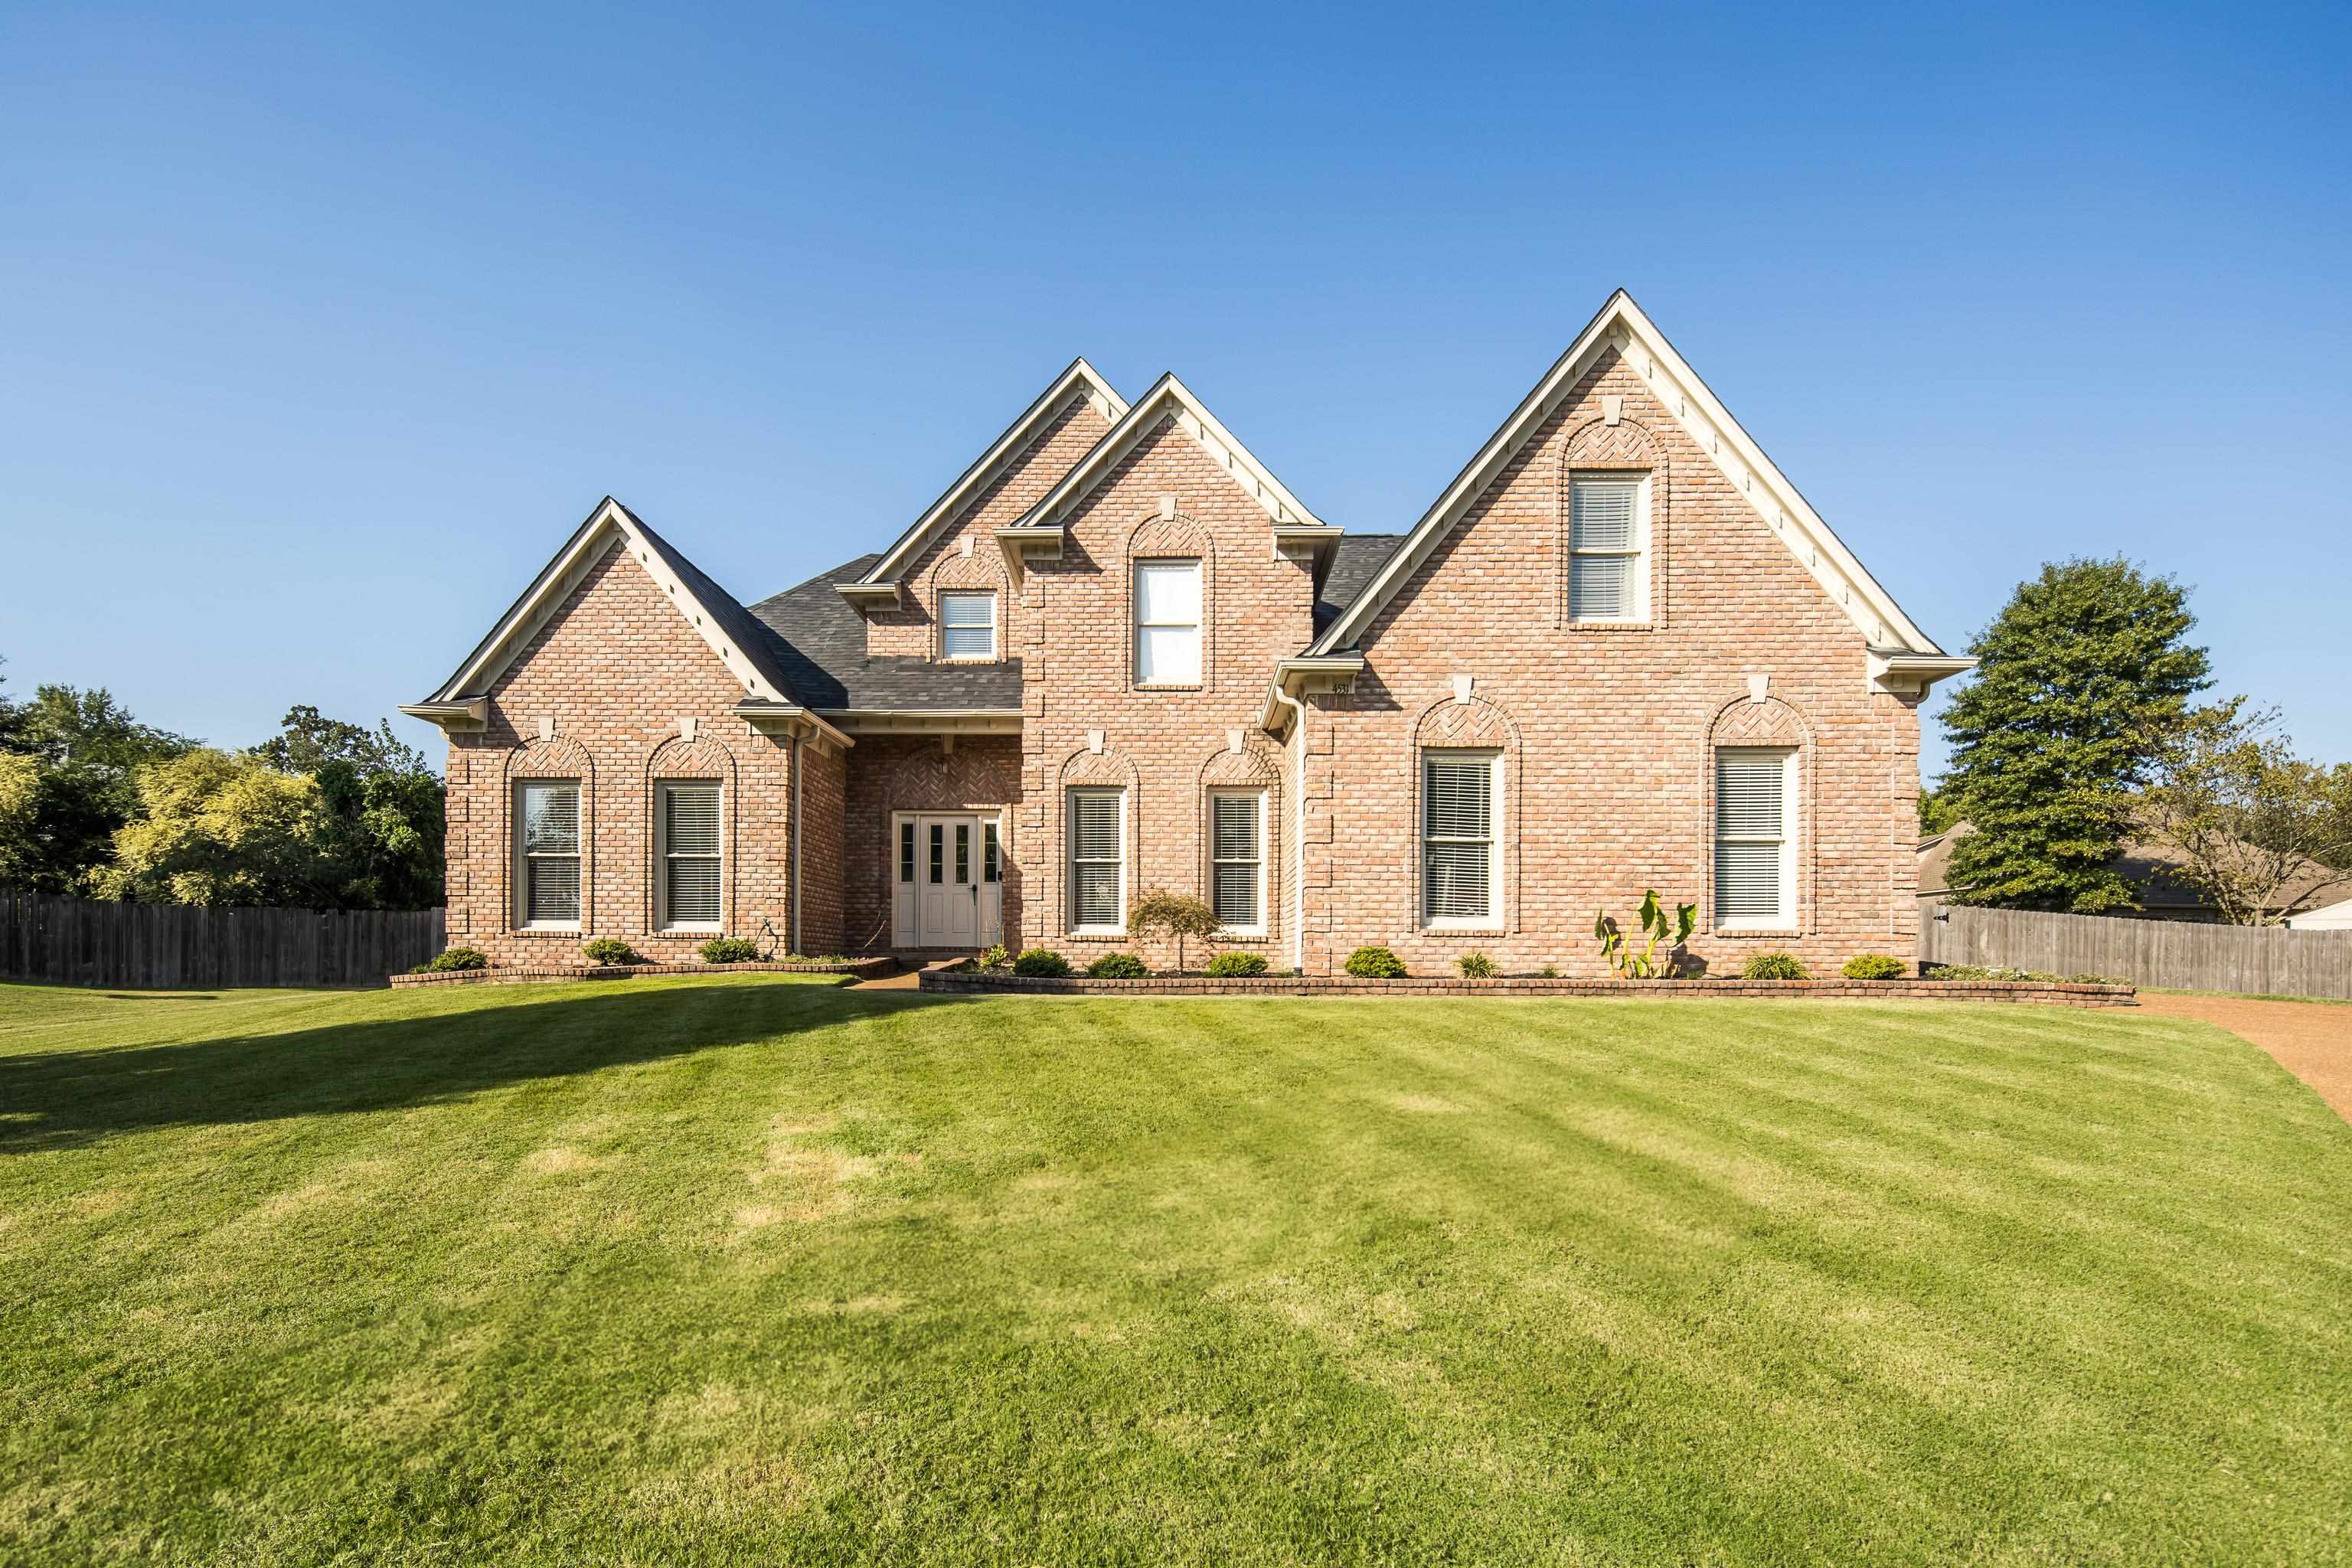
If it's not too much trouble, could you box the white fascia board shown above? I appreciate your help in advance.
[858,358,1129,586]
[1311,290,1942,657]
[436,498,791,707]
[397,697,488,730]
[818,708,1024,737]
[1014,374,1332,534]
[730,701,855,750]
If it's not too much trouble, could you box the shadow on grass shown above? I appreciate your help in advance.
[0,980,946,1154]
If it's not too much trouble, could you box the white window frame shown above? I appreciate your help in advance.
[513,779,583,932]
[1208,789,1267,938]
[1568,471,1651,624]
[1067,787,1128,936]
[1420,750,1502,931]
[655,779,724,933]
[1132,558,1203,688]
[1713,746,1798,931]
[938,590,997,662]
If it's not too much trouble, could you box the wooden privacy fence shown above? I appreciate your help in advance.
[0,894,446,990]
[1920,900,2352,1000]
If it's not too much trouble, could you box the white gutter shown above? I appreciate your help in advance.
[789,733,804,954]
[1267,681,1308,974]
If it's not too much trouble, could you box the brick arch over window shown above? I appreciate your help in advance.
[1122,514,1216,694]
[924,549,1012,663]
[1701,692,1818,936]
[1048,743,1144,942]
[500,735,596,936]
[1557,414,1671,629]
[1407,694,1524,933]
[1194,740,1284,945]
[643,734,740,935]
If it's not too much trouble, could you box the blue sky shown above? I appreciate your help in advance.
[3,2,2346,781]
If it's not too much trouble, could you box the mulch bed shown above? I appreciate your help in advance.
[390,957,895,988]
[923,970,2136,1007]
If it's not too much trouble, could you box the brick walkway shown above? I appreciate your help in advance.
[2138,991,2352,1122]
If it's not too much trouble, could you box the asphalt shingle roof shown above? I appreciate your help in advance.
[747,555,1025,711]
[1315,533,1404,639]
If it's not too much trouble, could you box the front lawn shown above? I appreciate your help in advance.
[2,978,2346,1564]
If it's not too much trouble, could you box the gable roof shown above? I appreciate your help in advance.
[414,498,802,707]
[1309,289,1943,658]
[747,555,1024,711]
[855,358,1128,585]
[1012,372,1331,533]
[1314,533,1404,635]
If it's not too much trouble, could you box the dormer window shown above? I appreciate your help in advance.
[939,591,997,660]
[1133,560,1202,686]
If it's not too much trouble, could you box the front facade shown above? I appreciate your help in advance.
[405,292,1971,974]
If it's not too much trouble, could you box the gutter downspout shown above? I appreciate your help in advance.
[1269,682,1308,975]
[789,733,804,955]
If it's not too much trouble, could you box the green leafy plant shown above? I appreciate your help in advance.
[1741,952,1809,980]
[697,936,761,964]
[1086,952,1148,978]
[1594,890,1697,979]
[1205,951,1269,978]
[1344,946,1407,978]
[1841,953,1909,980]
[411,946,487,974]
[1128,890,1221,972]
[1537,963,1560,978]
[978,943,1009,970]
[580,937,640,965]
[1011,948,1071,978]
[1457,950,1498,978]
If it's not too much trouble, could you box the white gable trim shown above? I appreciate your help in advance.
[1014,374,1331,533]
[858,358,1129,586]
[428,498,790,706]
[1311,290,1942,658]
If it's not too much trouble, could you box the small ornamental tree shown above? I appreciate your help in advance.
[1128,890,1220,973]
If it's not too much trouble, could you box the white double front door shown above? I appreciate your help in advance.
[891,812,1003,949]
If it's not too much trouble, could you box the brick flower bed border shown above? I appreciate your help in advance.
[921,969,2136,1008]
[390,956,894,988]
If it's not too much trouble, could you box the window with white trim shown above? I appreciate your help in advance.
[1067,788,1125,933]
[1714,748,1796,928]
[939,591,996,660]
[1421,751,1498,927]
[1210,791,1264,933]
[515,780,581,928]
[1133,560,1202,685]
[658,781,723,929]
[1569,472,1649,622]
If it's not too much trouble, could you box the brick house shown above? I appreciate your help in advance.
[403,292,1971,975]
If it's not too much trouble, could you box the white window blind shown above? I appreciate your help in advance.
[1133,560,1202,685]
[1714,750,1792,926]
[518,781,581,926]
[1069,789,1125,930]
[661,782,722,926]
[939,592,996,659]
[1210,792,1262,929]
[1570,474,1645,621]
[1422,753,1495,924]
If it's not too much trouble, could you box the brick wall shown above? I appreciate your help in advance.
[840,735,1023,951]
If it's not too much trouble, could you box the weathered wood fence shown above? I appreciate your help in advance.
[0,894,446,990]
[1920,900,2352,1000]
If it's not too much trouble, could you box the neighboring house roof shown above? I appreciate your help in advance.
[1310,289,1950,662]
[855,358,1128,587]
[2285,897,2352,930]
[1919,819,2352,916]
[748,555,1024,712]
[1315,533,1405,635]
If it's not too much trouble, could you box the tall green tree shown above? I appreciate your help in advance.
[0,673,197,894]
[250,705,444,908]
[92,749,335,906]
[1941,558,2211,913]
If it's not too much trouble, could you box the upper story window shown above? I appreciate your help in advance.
[1714,748,1796,929]
[515,780,582,929]
[1422,751,1499,928]
[658,781,723,929]
[939,591,997,660]
[1569,472,1649,622]
[1133,560,1202,686]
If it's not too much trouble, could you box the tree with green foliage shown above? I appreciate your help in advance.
[0,668,198,894]
[1940,559,2211,912]
[90,749,336,906]
[1916,783,1962,837]
[2138,702,2352,925]
[250,705,444,908]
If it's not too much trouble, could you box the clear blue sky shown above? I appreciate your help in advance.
[4,2,2346,782]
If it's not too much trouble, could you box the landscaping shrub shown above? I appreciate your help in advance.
[1086,952,1148,978]
[1129,890,1220,972]
[697,936,761,964]
[1204,952,1268,978]
[1457,950,1498,978]
[411,946,488,974]
[1011,948,1071,978]
[1344,946,1407,978]
[580,938,641,965]
[1841,953,1909,980]
[1742,952,1810,980]
[1538,963,1560,978]
[978,943,1009,970]
[1925,963,2125,985]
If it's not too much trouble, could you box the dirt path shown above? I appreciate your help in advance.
[2137,992,2352,1121]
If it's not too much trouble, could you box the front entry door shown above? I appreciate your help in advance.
[899,813,1002,949]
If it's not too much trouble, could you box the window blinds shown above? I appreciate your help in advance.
[520,782,580,924]
[1713,751,1789,924]
[939,592,995,659]
[1570,475,1642,620]
[1211,793,1260,927]
[1070,791,1123,928]
[663,783,722,925]
[1423,755,1494,922]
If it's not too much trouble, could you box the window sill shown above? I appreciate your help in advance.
[938,655,998,665]
[1713,926,1799,939]
[1132,683,1204,694]
[1217,929,1269,942]
[658,924,723,936]
[1566,619,1658,632]
[511,925,583,937]
[1068,928,1128,941]
[1421,923,1503,936]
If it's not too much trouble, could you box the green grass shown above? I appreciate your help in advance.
[2,978,2347,1566]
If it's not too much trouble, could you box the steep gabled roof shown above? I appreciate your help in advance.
[747,556,1024,711]
[413,497,802,707]
[1012,372,1331,533]
[1309,289,1944,657]
[855,358,1128,586]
